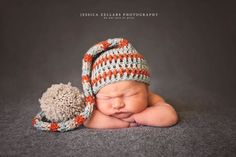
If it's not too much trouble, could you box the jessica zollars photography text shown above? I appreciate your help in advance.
[80,12,159,20]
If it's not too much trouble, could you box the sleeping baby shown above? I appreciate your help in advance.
[81,38,178,129]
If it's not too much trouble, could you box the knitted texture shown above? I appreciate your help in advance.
[32,38,151,132]
[32,83,90,132]
[39,82,85,122]
[82,38,151,107]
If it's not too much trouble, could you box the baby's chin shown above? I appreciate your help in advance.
[110,112,133,119]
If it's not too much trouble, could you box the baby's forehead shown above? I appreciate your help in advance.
[96,80,147,96]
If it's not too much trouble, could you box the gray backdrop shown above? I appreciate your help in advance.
[1,0,236,156]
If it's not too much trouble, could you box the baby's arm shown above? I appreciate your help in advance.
[133,92,178,127]
[83,109,130,129]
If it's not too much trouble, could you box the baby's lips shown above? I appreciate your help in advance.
[112,112,133,119]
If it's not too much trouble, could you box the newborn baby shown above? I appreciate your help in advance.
[81,38,178,129]
[84,80,178,128]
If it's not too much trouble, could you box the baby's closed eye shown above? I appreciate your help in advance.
[96,95,111,100]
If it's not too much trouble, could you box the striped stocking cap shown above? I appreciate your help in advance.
[82,38,151,117]
[32,38,150,132]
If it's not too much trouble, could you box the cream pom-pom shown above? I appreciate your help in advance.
[39,82,85,122]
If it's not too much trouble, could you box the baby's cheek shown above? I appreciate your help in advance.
[125,98,148,113]
[96,100,113,114]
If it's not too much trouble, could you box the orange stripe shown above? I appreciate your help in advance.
[85,95,95,104]
[50,122,59,132]
[83,54,93,62]
[98,41,110,49]
[118,39,129,48]
[82,75,90,82]
[75,115,85,125]
[91,68,150,86]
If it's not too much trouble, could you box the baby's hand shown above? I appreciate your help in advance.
[132,102,178,127]
[121,114,142,127]
[121,114,135,123]
[129,122,138,127]
[83,109,129,129]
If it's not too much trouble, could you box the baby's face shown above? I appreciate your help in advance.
[95,80,148,119]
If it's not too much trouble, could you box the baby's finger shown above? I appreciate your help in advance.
[129,122,138,127]
[122,117,135,123]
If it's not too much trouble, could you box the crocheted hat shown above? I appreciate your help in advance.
[32,38,150,132]
[82,38,151,106]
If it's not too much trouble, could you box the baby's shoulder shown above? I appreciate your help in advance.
[148,91,165,106]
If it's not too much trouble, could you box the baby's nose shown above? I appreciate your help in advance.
[112,98,125,109]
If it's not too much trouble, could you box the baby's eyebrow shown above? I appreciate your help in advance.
[96,93,123,98]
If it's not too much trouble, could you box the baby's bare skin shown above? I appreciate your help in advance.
[83,80,178,129]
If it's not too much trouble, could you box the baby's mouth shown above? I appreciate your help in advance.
[112,112,132,119]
